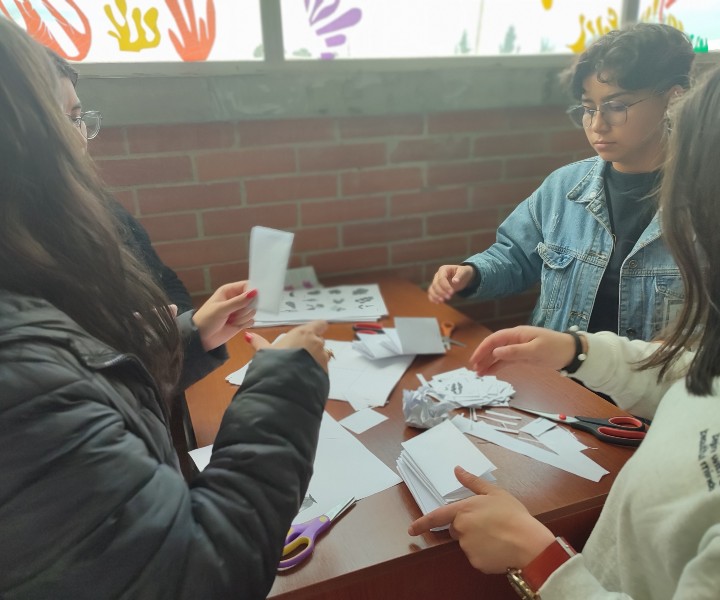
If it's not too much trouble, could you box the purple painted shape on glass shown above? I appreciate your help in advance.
[325,34,346,47]
[302,0,363,60]
[311,0,341,24]
[316,8,362,35]
[308,0,329,24]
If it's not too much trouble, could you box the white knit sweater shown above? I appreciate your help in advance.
[541,332,720,600]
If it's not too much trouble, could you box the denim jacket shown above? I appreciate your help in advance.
[463,156,684,341]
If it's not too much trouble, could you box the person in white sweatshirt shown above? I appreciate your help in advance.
[408,65,720,600]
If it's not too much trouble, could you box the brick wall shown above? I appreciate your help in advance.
[94,107,593,331]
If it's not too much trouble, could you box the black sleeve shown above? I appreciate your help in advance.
[109,199,194,314]
[0,343,328,600]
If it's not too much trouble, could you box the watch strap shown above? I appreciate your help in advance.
[508,537,576,598]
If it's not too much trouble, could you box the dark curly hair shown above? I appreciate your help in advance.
[565,23,695,100]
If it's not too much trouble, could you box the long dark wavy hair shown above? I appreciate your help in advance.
[0,20,181,395]
[640,66,720,396]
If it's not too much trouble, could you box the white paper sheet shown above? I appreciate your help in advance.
[294,413,401,523]
[519,417,557,438]
[452,415,608,482]
[339,408,388,434]
[226,339,413,409]
[254,283,388,326]
[188,413,401,525]
[248,226,294,314]
[394,317,447,355]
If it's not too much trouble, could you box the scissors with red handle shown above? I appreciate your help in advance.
[512,407,647,447]
[278,497,356,571]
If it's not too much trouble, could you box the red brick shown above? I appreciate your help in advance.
[139,213,198,242]
[469,230,497,252]
[343,218,423,247]
[127,123,235,154]
[391,236,468,264]
[174,267,206,294]
[203,205,298,236]
[505,154,572,179]
[506,106,572,130]
[137,182,241,215]
[549,129,591,153]
[472,180,541,208]
[390,137,470,163]
[427,160,502,187]
[338,115,423,139]
[474,132,547,157]
[301,196,387,226]
[90,127,127,157]
[341,167,423,196]
[154,235,248,269]
[292,226,339,252]
[324,265,424,286]
[427,208,497,237]
[428,110,510,134]
[209,262,249,290]
[245,174,337,204]
[308,246,389,275]
[110,189,136,215]
[391,188,468,216]
[97,156,193,187]
[298,143,386,172]
[195,148,296,181]
[237,118,335,146]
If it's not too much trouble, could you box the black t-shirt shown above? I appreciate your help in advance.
[587,165,660,334]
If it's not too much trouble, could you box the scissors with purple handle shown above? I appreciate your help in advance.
[513,407,647,447]
[278,497,356,571]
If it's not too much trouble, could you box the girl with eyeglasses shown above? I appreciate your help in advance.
[429,24,694,344]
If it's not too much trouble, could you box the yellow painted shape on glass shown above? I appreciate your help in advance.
[568,8,619,54]
[541,0,553,9]
[640,0,684,30]
[105,0,161,52]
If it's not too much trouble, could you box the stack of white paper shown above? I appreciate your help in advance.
[253,283,388,327]
[352,318,446,359]
[396,420,496,528]
[425,368,515,408]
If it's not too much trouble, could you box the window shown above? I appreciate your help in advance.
[638,0,720,51]
[0,0,716,63]
[282,0,624,59]
[0,0,262,62]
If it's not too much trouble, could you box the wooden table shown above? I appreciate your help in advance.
[185,279,635,600]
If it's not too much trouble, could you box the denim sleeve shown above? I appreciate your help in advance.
[461,193,544,300]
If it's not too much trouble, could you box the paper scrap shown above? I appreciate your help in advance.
[248,226,294,314]
[339,408,388,434]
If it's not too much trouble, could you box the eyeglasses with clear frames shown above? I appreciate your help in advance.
[67,110,102,140]
[566,92,664,129]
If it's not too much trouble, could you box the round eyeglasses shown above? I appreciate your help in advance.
[67,110,102,140]
[566,93,662,129]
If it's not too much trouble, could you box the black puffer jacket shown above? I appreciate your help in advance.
[0,291,328,599]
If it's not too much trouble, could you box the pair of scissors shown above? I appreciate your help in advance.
[353,322,384,335]
[440,320,466,350]
[512,407,647,447]
[278,497,356,571]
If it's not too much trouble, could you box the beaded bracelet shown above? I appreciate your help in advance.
[559,325,587,376]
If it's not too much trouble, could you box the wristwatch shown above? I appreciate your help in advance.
[506,537,576,599]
